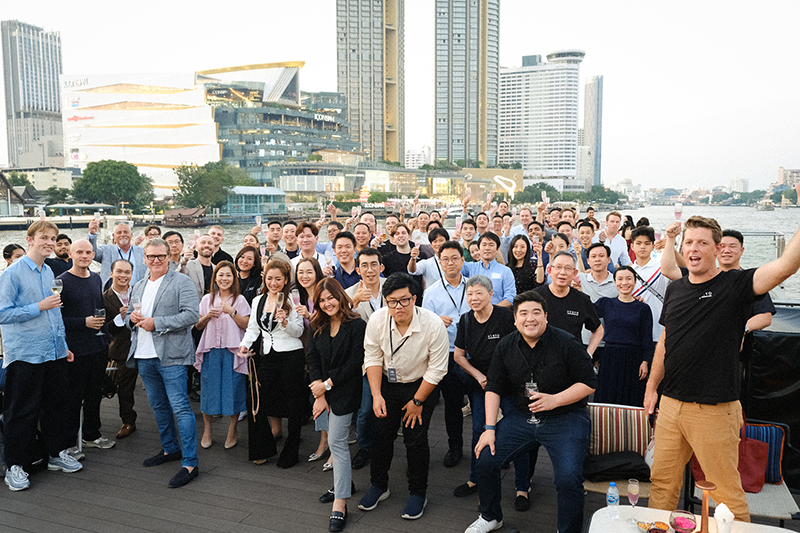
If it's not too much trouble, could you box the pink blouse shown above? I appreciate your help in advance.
[194,294,251,374]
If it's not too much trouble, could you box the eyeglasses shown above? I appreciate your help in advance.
[360,262,381,270]
[551,265,574,272]
[145,254,167,262]
[386,297,413,308]
[440,257,461,264]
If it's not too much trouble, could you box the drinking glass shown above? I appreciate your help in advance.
[275,293,285,312]
[627,479,640,524]
[525,382,540,424]
[255,215,262,227]
[674,202,683,220]
[94,308,106,336]
[455,215,462,230]
[324,250,334,268]
[290,289,301,306]
[130,295,142,313]
[50,279,63,295]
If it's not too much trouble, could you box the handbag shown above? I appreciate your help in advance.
[690,414,769,493]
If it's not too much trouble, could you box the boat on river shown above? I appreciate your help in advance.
[163,208,207,228]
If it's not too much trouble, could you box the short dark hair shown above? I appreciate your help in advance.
[556,220,573,231]
[110,259,133,273]
[586,206,595,213]
[613,265,637,281]
[357,246,383,266]
[332,231,356,248]
[438,240,463,258]
[385,214,399,222]
[635,217,650,228]
[630,226,655,243]
[283,220,297,228]
[513,289,547,315]
[328,220,343,230]
[353,222,371,234]
[3,243,24,260]
[477,232,500,248]
[586,242,610,257]
[268,220,282,228]
[430,210,440,217]
[428,227,450,243]
[499,200,509,207]
[475,212,489,223]
[427,220,443,229]
[722,229,744,245]
[577,221,594,232]
[552,232,570,247]
[296,221,319,237]
[418,210,429,216]
[548,206,562,213]
[493,214,504,221]
[527,220,544,231]
[382,272,417,299]
[162,230,183,243]
[56,233,72,244]
[461,218,477,229]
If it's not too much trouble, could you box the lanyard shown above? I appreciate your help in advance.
[368,293,384,312]
[443,279,466,317]
[432,257,444,282]
[388,311,413,365]
[118,246,134,274]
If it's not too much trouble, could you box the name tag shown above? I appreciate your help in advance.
[491,273,502,279]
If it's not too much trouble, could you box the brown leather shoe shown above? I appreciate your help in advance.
[116,424,136,439]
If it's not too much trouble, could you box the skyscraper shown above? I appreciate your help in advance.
[583,75,603,186]
[499,51,584,178]
[336,0,404,163]
[1,20,63,168]
[434,0,499,167]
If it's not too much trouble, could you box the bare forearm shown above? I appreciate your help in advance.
[553,383,594,407]
[646,332,666,394]
[414,379,437,403]
[484,392,501,426]
[753,226,800,295]
[587,325,604,356]
[746,312,772,333]
[366,366,383,398]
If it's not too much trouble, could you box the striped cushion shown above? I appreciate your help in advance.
[588,403,652,457]
[746,424,785,484]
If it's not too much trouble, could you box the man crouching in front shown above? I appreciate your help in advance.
[465,290,596,533]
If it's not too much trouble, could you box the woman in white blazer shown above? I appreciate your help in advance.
[240,260,304,468]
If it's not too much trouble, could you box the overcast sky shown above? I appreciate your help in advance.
[4,0,799,191]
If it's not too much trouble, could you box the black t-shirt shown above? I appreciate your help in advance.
[751,292,776,317]
[454,306,515,375]
[212,248,234,265]
[533,285,601,341]
[239,273,261,306]
[283,247,299,260]
[202,264,214,295]
[45,257,72,277]
[486,327,597,417]
[659,268,756,404]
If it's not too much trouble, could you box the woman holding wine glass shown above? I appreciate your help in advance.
[239,260,305,468]
[235,246,262,306]
[195,261,251,450]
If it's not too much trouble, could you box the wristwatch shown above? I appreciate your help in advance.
[412,397,423,407]
[324,380,332,391]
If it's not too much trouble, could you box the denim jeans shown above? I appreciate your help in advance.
[476,406,590,533]
[356,375,373,451]
[138,358,199,468]
[468,390,530,492]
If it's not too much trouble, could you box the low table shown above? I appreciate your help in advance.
[587,506,784,532]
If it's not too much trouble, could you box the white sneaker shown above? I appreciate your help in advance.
[67,446,85,461]
[82,436,115,449]
[4,465,30,491]
[48,450,83,473]
[464,515,502,533]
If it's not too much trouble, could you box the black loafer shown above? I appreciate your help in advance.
[453,482,479,497]
[514,494,530,511]
[320,481,356,504]
[443,447,462,467]
[329,505,347,532]
[143,450,182,467]
[351,448,370,470]
[168,467,198,488]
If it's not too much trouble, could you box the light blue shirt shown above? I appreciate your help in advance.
[462,260,517,306]
[88,233,147,286]
[0,256,69,366]
[409,256,445,289]
[422,276,468,353]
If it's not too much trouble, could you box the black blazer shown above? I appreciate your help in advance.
[305,318,366,416]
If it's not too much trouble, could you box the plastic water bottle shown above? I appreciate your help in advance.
[606,482,620,519]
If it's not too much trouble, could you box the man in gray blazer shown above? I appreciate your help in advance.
[126,238,200,488]
[88,220,147,287]
[182,234,215,300]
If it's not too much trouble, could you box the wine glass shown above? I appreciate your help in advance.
[50,279,63,295]
[290,289,301,306]
[324,250,334,269]
[94,308,106,336]
[525,382,540,424]
[627,479,640,524]
[674,202,683,220]
[130,295,142,313]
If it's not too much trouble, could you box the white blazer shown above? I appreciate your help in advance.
[240,293,304,353]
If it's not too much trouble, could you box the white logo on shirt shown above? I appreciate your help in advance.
[487,334,500,340]
[566,310,580,316]
[699,291,713,300]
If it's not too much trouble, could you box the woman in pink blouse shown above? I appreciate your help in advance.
[195,261,251,449]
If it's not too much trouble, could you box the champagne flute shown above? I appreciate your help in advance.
[131,295,142,313]
[94,308,106,336]
[290,289,301,306]
[674,202,683,220]
[525,381,540,424]
[627,479,640,524]
[275,292,285,313]
[50,279,63,295]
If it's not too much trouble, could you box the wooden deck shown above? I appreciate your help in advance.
[1,383,798,533]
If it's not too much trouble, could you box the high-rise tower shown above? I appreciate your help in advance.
[434,0,499,167]
[336,0,404,163]
[1,20,63,167]
[583,75,603,186]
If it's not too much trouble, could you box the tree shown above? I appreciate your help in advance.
[174,161,257,208]
[44,187,72,204]
[514,182,562,204]
[419,164,435,170]
[434,159,459,171]
[771,189,798,205]
[368,191,389,203]
[7,171,33,188]
[72,160,154,211]
[307,154,323,162]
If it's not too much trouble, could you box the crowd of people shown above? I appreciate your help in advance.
[0,196,798,533]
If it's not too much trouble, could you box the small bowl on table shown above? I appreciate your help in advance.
[669,510,697,533]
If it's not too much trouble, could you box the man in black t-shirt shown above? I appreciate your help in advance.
[465,290,596,533]
[645,216,800,522]
[533,251,603,356]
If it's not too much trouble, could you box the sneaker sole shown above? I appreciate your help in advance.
[358,489,390,511]
[47,463,83,473]
[401,498,427,520]
[82,441,115,449]
[5,478,29,491]
[466,519,503,533]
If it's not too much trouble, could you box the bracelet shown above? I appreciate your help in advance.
[484,424,496,431]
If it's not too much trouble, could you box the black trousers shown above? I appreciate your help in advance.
[67,350,107,443]
[3,358,73,467]
[370,377,438,496]
[438,352,467,450]
[112,361,138,425]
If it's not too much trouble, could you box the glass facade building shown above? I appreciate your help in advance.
[434,0,499,167]
[583,75,603,186]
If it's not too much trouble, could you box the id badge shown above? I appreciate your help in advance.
[387,368,398,383]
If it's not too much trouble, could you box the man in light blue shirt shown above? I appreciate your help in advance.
[409,227,449,290]
[462,233,516,307]
[422,241,469,468]
[88,219,147,287]
[591,211,631,272]
[0,220,83,491]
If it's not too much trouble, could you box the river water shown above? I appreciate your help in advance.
[1,205,797,300]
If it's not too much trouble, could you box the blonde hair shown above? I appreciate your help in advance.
[27,220,58,238]
[683,215,723,245]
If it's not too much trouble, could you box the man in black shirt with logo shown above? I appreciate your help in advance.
[645,215,800,522]
[464,290,596,533]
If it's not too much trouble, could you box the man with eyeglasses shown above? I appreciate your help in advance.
[422,241,470,468]
[359,273,449,521]
[126,238,200,488]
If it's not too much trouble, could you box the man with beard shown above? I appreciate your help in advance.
[45,234,73,276]
[183,235,215,301]
[208,225,233,264]
[88,220,147,287]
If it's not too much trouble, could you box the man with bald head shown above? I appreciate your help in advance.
[88,219,147,287]
[58,239,115,455]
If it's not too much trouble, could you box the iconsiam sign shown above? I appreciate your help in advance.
[494,175,517,200]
